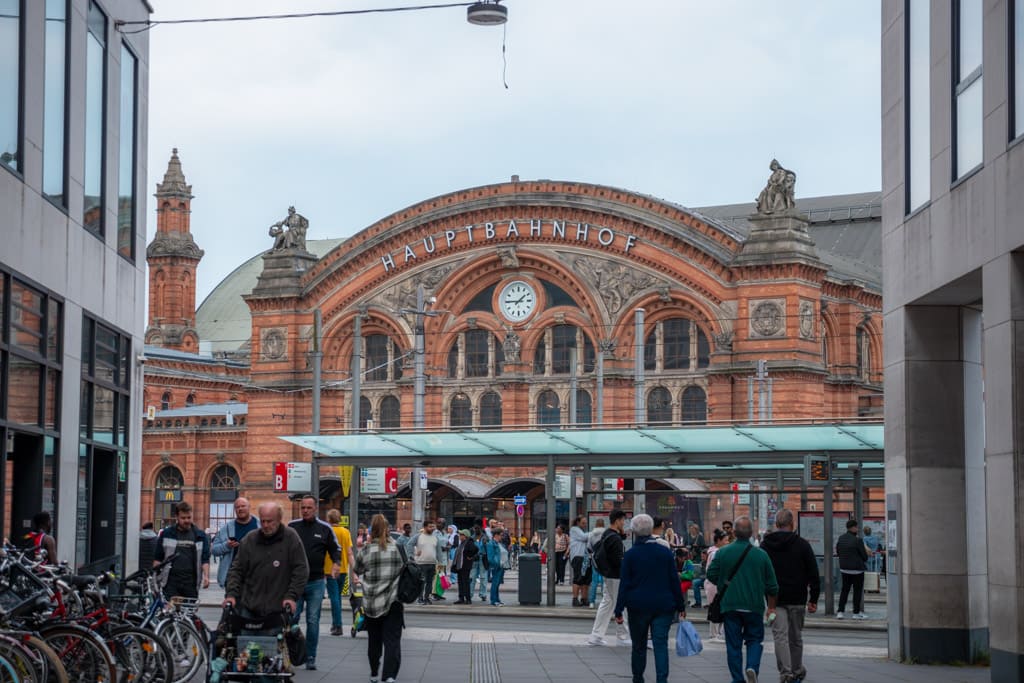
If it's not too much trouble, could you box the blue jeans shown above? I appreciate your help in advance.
[691,578,704,606]
[471,561,489,598]
[723,611,765,683]
[626,610,674,683]
[326,573,347,629]
[293,579,326,664]
[489,568,505,604]
[589,570,605,604]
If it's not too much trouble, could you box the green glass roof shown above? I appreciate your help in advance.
[281,423,883,468]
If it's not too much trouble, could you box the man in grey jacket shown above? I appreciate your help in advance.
[211,497,258,588]
[224,501,308,620]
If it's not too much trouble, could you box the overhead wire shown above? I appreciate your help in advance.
[115,2,478,34]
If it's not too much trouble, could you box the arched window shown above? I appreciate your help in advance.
[185,393,196,407]
[160,392,171,411]
[450,393,472,428]
[647,386,673,424]
[379,395,401,430]
[209,464,240,532]
[533,326,595,375]
[681,386,707,424]
[365,334,403,382]
[448,330,505,379]
[154,466,184,527]
[480,391,502,429]
[856,326,871,380]
[358,396,372,430]
[644,318,711,372]
[537,390,561,426]
[575,389,592,426]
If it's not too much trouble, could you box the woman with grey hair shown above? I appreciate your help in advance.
[614,513,687,683]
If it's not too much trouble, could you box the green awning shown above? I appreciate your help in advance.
[281,423,883,468]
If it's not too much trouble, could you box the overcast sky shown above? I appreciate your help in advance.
[144,1,881,304]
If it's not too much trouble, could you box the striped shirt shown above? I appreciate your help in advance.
[354,539,404,618]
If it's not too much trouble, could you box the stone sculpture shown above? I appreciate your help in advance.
[268,206,309,252]
[755,159,797,215]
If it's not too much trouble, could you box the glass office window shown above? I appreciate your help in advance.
[84,2,106,235]
[117,45,136,259]
[43,0,67,203]
[0,0,20,173]
[1015,1,1024,137]
[907,0,931,211]
[955,0,983,177]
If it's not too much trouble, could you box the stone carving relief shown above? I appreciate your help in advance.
[261,327,287,360]
[371,261,463,314]
[749,299,786,339]
[799,300,815,340]
[566,254,664,316]
[503,328,522,362]
[497,247,519,269]
[712,330,733,352]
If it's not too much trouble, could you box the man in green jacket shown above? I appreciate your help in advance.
[707,516,778,683]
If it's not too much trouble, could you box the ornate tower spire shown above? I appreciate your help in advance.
[146,149,204,352]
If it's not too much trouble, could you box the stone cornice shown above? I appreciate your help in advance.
[146,233,204,260]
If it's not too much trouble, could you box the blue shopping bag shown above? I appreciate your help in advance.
[676,619,703,657]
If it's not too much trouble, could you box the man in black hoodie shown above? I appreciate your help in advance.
[761,509,820,683]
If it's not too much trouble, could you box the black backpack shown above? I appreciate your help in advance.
[592,529,614,575]
[396,544,425,604]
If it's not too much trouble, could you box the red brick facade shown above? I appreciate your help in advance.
[142,160,882,532]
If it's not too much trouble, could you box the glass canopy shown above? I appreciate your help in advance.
[281,423,884,468]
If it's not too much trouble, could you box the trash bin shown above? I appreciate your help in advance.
[518,553,542,605]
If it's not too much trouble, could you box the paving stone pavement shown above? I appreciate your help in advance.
[287,627,989,683]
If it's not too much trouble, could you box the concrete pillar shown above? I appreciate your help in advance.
[983,253,1024,681]
[884,304,973,662]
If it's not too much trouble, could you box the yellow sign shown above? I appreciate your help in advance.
[339,466,353,498]
[339,515,349,527]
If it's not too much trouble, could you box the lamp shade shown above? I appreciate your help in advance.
[467,2,507,25]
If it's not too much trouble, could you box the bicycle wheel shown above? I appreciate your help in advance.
[154,617,207,683]
[24,635,70,683]
[0,653,21,683]
[39,624,117,683]
[108,625,174,683]
[0,636,41,682]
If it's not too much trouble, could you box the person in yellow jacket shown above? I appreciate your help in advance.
[324,509,356,636]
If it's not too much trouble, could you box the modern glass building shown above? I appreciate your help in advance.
[883,1,1024,676]
[0,0,151,574]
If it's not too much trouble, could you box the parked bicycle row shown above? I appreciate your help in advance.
[0,544,210,683]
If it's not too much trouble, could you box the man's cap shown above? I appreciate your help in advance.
[459,529,470,537]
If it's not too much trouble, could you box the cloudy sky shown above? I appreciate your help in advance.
[144,1,881,304]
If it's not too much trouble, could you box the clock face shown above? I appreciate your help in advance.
[498,280,537,322]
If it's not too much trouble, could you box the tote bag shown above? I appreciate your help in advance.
[676,620,703,657]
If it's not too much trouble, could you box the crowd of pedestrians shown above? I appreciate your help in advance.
[142,496,885,683]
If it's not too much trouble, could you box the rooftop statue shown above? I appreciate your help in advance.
[268,206,309,252]
[755,159,797,215]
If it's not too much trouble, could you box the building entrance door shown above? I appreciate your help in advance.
[88,446,118,565]
[3,431,45,544]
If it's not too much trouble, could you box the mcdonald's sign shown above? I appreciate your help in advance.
[158,488,182,502]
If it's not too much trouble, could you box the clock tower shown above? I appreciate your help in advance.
[145,149,204,352]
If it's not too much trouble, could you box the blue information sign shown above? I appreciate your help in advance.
[513,494,527,505]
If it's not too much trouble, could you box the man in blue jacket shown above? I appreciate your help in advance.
[614,514,687,683]
[211,497,258,588]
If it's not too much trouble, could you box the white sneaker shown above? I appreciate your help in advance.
[616,637,632,647]
[586,635,607,647]
[744,668,758,683]
[835,612,845,619]
[852,612,868,620]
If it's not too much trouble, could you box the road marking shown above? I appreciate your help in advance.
[403,627,886,658]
